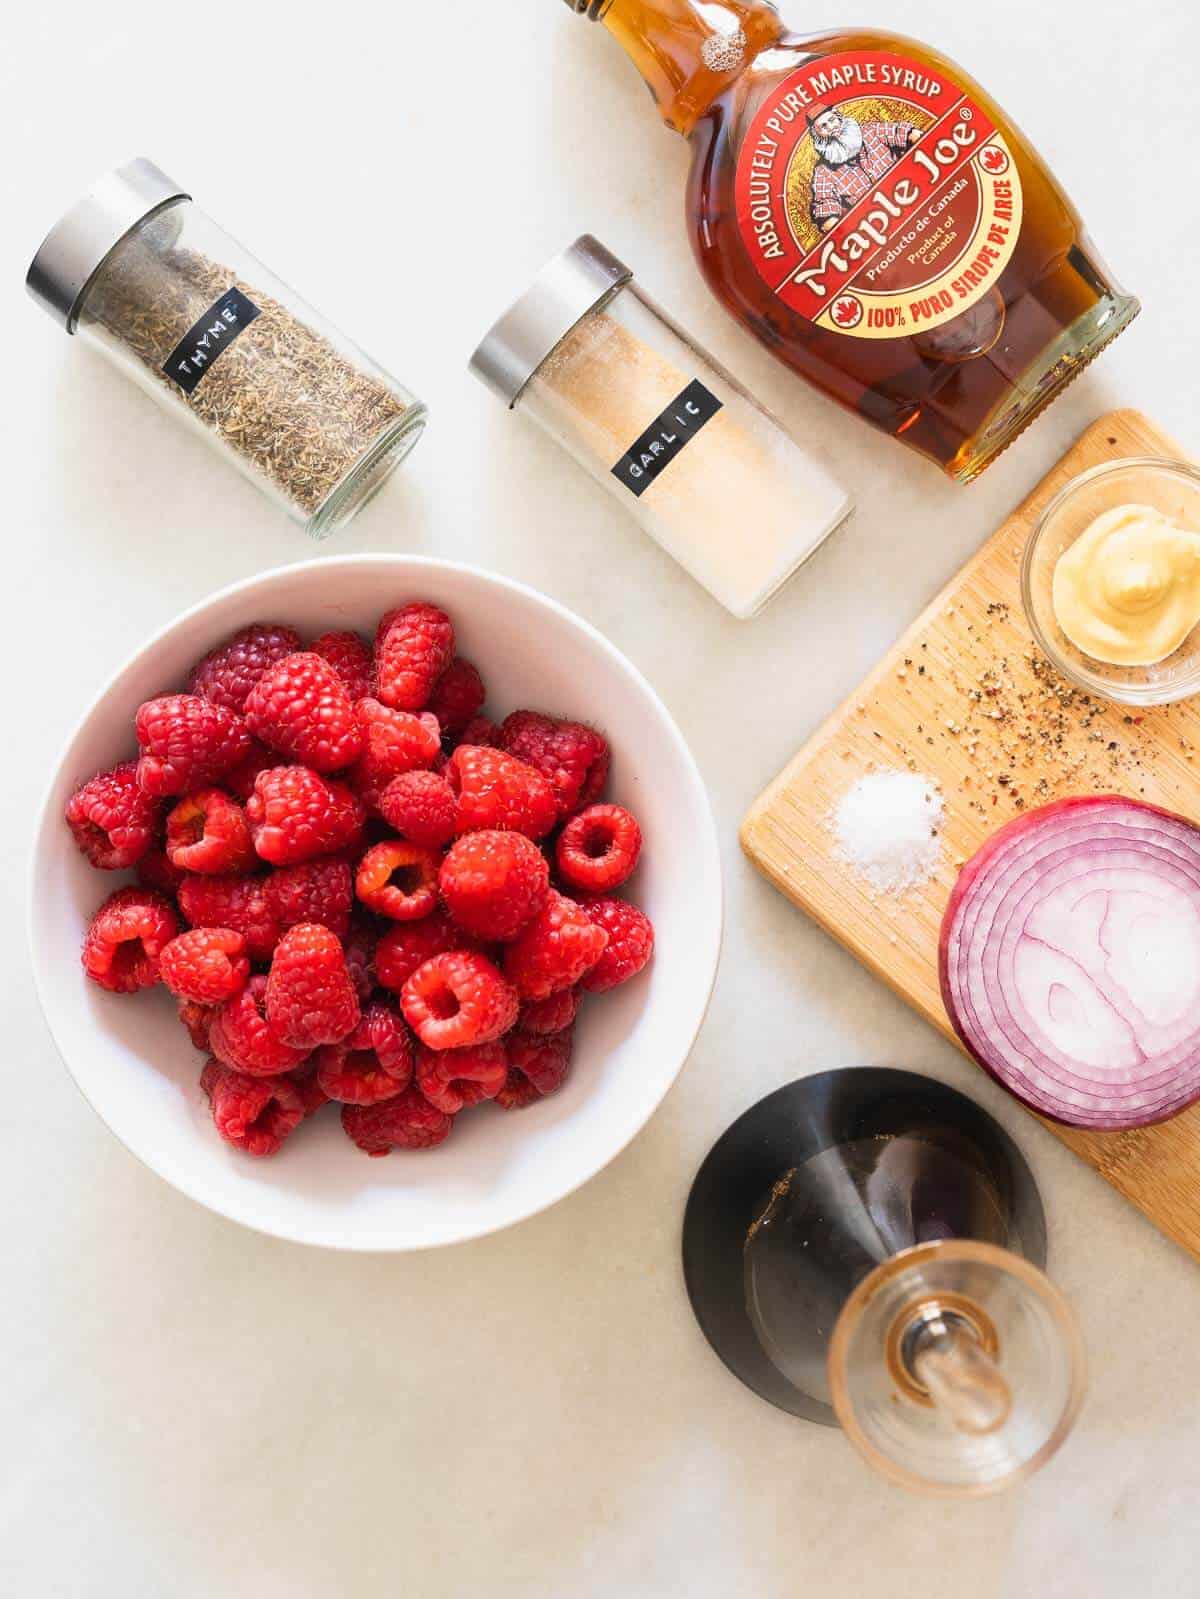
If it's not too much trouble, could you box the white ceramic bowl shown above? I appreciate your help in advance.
[31,557,722,1251]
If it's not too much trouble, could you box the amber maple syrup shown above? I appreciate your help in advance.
[566,0,1138,480]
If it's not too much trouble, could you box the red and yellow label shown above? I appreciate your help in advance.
[735,50,1023,340]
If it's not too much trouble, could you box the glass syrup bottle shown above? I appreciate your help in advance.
[562,0,1138,481]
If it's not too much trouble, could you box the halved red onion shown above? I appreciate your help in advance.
[939,796,1200,1130]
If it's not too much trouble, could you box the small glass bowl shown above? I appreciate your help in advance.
[1021,456,1200,706]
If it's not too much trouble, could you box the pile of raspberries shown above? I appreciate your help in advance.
[67,603,654,1159]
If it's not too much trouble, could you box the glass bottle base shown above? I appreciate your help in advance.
[949,292,1141,484]
[828,1238,1086,1496]
[681,1068,1046,1425]
[307,404,428,541]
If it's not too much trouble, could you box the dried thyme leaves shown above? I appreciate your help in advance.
[83,216,410,517]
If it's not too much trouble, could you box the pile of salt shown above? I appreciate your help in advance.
[831,770,945,896]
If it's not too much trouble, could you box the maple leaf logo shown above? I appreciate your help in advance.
[831,295,861,328]
[980,147,1008,174]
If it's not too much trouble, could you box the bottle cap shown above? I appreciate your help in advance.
[468,235,633,408]
[26,157,189,333]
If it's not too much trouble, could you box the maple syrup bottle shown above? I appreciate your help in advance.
[563,0,1138,480]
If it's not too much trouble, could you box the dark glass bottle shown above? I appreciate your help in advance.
[682,1070,1086,1494]
[564,0,1138,480]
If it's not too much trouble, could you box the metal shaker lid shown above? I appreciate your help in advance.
[469,235,633,407]
[26,157,189,333]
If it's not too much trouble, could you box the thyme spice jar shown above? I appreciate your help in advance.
[470,237,853,618]
[27,159,426,538]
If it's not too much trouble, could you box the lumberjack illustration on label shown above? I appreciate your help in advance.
[735,52,1023,341]
[808,102,922,233]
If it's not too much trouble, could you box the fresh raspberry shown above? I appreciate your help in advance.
[265,859,353,940]
[495,1070,542,1111]
[201,1060,305,1157]
[160,928,250,1005]
[244,651,363,773]
[310,630,374,704]
[447,745,557,840]
[246,766,365,866]
[355,841,441,921]
[222,738,277,802]
[137,846,187,897]
[578,897,655,993]
[177,998,214,1053]
[165,788,256,875]
[375,910,480,993]
[178,874,282,962]
[189,623,302,715]
[439,830,550,941]
[378,769,457,848]
[66,762,159,869]
[556,804,642,893]
[499,711,610,818]
[349,699,441,811]
[81,887,179,994]
[503,891,608,1000]
[519,986,582,1036]
[342,914,379,1002]
[266,923,361,1051]
[374,602,455,711]
[415,1039,507,1114]
[427,657,486,735]
[402,951,518,1050]
[210,975,310,1075]
[135,695,252,799]
[314,1000,413,1105]
[506,1027,575,1098]
[454,715,499,751]
[289,1061,330,1120]
[342,1087,453,1156]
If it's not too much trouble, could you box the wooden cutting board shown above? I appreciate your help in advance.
[742,409,1200,1261]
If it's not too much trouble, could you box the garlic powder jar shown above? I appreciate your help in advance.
[470,236,853,618]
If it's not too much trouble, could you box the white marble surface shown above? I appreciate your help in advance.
[3,2,1199,1593]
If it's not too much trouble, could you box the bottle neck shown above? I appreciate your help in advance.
[594,0,785,135]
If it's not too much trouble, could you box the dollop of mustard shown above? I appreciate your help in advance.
[1051,504,1200,667]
